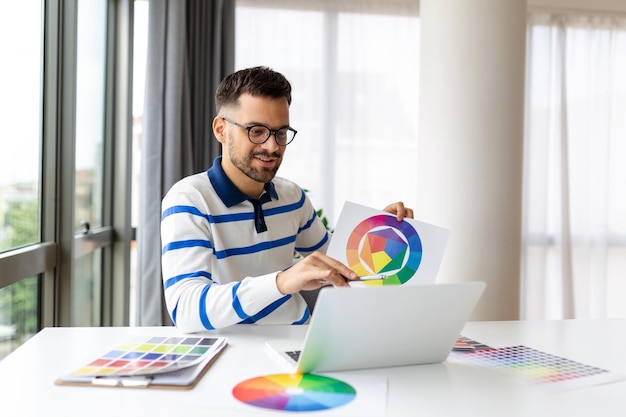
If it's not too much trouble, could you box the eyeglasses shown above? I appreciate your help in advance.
[221,117,297,146]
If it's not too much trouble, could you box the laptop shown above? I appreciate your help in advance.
[266,281,486,373]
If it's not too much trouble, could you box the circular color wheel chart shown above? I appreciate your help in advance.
[232,373,357,412]
[346,215,422,285]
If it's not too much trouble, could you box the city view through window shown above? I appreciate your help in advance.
[0,1,43,359]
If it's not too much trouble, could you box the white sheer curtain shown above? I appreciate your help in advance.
[233,2,626,320]
[522,12,626,320]
[234,0,420,226]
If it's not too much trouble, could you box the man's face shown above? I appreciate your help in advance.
[214,93,290,194]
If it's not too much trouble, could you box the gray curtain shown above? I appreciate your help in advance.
[136,0,235,326]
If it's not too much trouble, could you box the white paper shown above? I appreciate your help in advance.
[327,201,449,286]
[207,367,387,416]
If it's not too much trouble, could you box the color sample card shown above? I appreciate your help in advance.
[327,201,449,286]
[69,336,225,377]
[453,336,493,351]
[453,345,625,390]
[232,373,357,412]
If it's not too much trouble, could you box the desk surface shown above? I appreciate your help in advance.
[1,320,626,416]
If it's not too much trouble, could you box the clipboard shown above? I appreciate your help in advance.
[55,335,227,390]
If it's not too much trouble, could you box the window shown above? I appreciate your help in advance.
[72,0,108,326]
[0,0,43,358]
[129,0,150,325]
[0,0,133,360]
[235,1,420,225]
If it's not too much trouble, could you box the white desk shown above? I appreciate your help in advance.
[1,320,626,416]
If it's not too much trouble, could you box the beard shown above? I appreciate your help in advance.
[228,140,282,184]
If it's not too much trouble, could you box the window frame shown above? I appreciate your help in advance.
[0,0,133,339]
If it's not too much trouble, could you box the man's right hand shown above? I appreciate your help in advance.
[275,252,357,295]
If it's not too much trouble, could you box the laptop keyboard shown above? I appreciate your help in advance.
[286,350,301,362]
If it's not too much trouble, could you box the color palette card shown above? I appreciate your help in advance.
[63,335,227,377]
[452,345,625,391]
[327,201,449,286]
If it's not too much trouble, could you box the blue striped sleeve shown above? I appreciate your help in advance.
[199,286,215,330]
[231,281,249,320]
[238,295,292,324]
[292,307,310,325]
[295,232,330,252]
[163,271,213,289]
[171,303,178,325]
[298,210,318,233]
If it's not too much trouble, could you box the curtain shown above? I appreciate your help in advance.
[522,13,626,320]
[136,0,235,326]
[234,0,420,226]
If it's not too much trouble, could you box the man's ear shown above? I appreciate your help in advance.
[213,116,226,144]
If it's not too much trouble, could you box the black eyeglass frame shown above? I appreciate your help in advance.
[221,116,297,146]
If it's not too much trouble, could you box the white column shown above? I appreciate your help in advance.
[418,0,527,320]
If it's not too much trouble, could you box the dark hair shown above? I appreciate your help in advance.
[215,66,292,111]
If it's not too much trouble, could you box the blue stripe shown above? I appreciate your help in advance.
[215,235,296,259]
[238,295,292,324]
[199,286,215,330]
[163,191,305,226]
[162,205,210,221]
[295,232,329,252]
[264,191,306,216]
[231,281,248,320]
[292,307,310,325]
[211,212,254,223]
[162,204,253,224]
[210,195,305,222]
[162,239,213,255]
[171,304,178,326]
[298,211,317,233]
[163,271,213,289]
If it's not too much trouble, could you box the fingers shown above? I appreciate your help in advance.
[382,201,414,221]
[309,252,357,283]
[316,268,352,288]
[276,252,355,294]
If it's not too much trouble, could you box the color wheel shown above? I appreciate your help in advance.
[346,215,422,285]
[232,373,356,412]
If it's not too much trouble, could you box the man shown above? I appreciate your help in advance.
[161,66,413,333]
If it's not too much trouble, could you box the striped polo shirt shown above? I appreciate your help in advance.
[161,157,330,333]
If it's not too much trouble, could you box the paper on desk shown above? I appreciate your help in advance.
[211,367,387,416]
[327,201,449,286]
[450,344,626,392]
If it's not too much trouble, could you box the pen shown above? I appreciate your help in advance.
[322,274,389,285]
[354,274,388,281]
